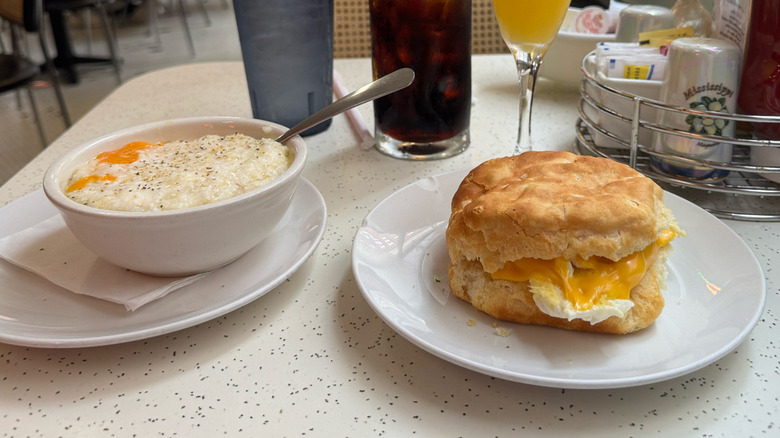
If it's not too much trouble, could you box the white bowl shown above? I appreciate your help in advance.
[539,8,616,86]
[43,117,307,276]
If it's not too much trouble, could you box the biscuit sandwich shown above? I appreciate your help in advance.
[446,151,684,334]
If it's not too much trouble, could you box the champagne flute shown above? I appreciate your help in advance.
[492,0,571,154]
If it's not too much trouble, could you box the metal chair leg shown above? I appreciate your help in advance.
[26,86,47,147]
[38,19,72,128]
[146,0,162,50]
[82,8,92,54]
[95,2,122,84]
[177,0,196,57]
[196,0,211,26]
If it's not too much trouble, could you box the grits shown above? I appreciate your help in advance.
[66,133,292,212]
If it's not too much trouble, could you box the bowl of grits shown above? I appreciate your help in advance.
[43,117,307,276]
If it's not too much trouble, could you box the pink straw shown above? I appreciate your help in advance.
[333,70,375,150]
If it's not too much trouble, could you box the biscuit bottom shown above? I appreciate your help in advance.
[447,253,669,334]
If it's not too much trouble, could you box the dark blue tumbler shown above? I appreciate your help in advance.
[233,0,334,136]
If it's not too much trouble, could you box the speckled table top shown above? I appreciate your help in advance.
[0,56,777,437]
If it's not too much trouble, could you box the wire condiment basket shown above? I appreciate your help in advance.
[574,54,780,221]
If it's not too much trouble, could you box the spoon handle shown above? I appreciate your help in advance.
[277,68,415,143]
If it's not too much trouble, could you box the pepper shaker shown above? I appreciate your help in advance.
[614,5,675,42]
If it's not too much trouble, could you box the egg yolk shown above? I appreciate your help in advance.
[66,141,158,193]
[95,141,156,164]
[491,229,676,311]
[65,174,117,192]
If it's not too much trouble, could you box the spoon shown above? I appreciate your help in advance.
[276,68,415,143]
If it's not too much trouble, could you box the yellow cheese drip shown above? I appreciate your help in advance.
[491,230,676,311]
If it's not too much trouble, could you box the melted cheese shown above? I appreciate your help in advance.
[491,229,676,312]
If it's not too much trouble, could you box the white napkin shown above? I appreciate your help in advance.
[0,215,208,311]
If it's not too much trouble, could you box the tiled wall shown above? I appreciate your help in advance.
[334,0,509,58]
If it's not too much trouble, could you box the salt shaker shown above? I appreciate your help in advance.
[614,5,675,42]
[652,37,742,180]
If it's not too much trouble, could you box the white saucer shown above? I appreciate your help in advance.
[0,178,326,348]
[352,170,766,389]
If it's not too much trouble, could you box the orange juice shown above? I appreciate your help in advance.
[492,0,570,53]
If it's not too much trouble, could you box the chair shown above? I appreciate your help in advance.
[120,0,216,59]
[44,0,122,84]
[0,0,72,146]
[144,0,197,57]
[115,0,197,58]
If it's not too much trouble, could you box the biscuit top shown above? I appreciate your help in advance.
[447,151,677,272]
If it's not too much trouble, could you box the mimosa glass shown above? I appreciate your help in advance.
[492,0,570,154]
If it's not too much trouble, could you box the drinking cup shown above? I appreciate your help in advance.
[369,0,472,160]
[233,0,334,136]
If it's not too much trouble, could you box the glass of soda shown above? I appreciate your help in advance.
[369,0,471,160]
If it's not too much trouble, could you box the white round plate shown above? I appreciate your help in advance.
[352,170,766,389]
[0,179,326,348]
